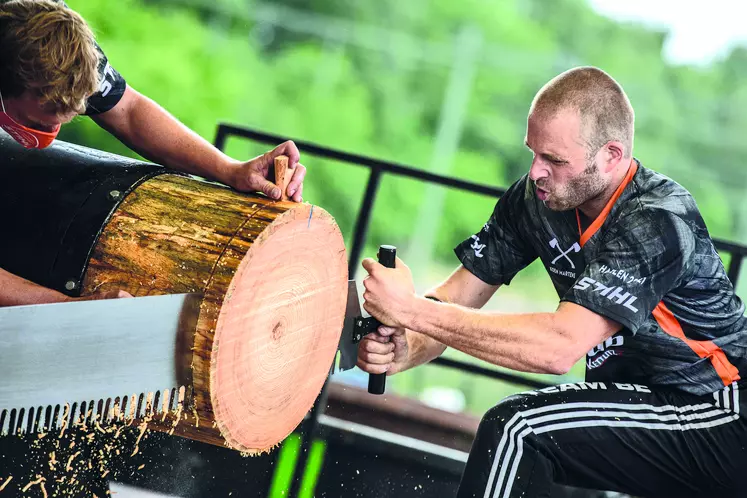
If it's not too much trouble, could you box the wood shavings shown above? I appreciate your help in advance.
[48,451,57,471]
[168,399,184,436]
[59,405,70,438]
[192,407,200,428]
[137,464,145,471]
[65,451,81,472]
[0,476,12,492]
[21,476,43,492]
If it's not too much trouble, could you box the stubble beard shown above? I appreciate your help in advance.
[543,159,607,212]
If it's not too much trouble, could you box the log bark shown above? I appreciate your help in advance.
[82,173,348,454]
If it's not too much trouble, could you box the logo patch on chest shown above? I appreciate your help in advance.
[549,238,581,268]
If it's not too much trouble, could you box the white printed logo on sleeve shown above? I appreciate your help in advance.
[470,235,486,258]
[587,335,624,369]
[98,62,116,97]
[599,264,647,285]
[573,276,639,313]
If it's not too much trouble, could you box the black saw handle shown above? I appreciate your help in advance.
[368,245,397,395]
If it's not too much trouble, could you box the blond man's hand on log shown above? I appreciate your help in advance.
[229,140,306,202]
[73,289,134,302]
[0,268,132,306]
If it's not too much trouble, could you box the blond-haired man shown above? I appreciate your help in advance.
[0,0,306,305]
[0,1,306,495]
[359,67,747,497]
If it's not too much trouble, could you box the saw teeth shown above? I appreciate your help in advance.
[0,387,187,436]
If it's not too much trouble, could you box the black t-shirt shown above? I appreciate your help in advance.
[455,160,747,396]
[83,41,127,115]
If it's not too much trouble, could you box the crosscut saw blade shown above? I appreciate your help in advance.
[0,293,200,436]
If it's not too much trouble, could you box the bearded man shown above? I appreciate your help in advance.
[358,66,747,498]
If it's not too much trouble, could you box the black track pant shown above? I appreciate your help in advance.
[457,381,747,498]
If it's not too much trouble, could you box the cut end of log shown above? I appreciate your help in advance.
[210,203,347,452]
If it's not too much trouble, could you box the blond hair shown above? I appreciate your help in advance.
[0,0,100,114]
[530,67,635,158]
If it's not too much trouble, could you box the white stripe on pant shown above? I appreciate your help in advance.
[484,382,741,498]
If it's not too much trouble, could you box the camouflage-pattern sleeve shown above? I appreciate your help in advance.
[83,42,127,116]
[562,211,695,333]
[454,176,538,285]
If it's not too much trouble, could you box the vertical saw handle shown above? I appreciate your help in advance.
[368,245,397,395]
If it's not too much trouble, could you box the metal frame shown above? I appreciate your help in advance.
[213,123,747,497]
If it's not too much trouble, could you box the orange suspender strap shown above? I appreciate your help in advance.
[577,159,638,247]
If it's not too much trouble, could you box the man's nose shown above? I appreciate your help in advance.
[528,157,549,182]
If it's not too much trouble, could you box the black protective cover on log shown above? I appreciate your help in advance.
[0,130,166,295]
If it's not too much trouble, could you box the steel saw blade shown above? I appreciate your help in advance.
[0,293,200,436]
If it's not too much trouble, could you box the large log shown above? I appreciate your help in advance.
[83,174,348,453]
[0,132,348,454]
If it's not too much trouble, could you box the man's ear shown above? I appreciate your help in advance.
[602,141,625,173]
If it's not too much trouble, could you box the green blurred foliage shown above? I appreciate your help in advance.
[60,0,747,414]
[64,0,747,257]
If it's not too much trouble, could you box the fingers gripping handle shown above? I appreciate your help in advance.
[368,245,397,395]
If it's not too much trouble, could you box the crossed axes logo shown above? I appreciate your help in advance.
[549,238,580,268]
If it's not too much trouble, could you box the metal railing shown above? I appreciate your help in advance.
[213,122,747,497]
[214,123,747,285]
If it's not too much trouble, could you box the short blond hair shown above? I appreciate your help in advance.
[0,0,100,114]
[530,67,635,158]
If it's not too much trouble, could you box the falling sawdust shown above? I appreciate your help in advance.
[192,407,200,428]
[1,388,201,497]
[66,451,81,471]
[21,476,44,493]
[131,419,149,457]
[0,477,12,492]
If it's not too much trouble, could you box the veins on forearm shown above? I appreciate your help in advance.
[410,300,569,374]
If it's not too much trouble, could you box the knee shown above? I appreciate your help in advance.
[479,393,532,430]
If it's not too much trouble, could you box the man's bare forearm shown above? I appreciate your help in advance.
[406,298,619,375]
[409,298,573,374]
[0,267,71,306]
[93,88,238,185]
[397,269,500,372]
[399,330,446,373]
